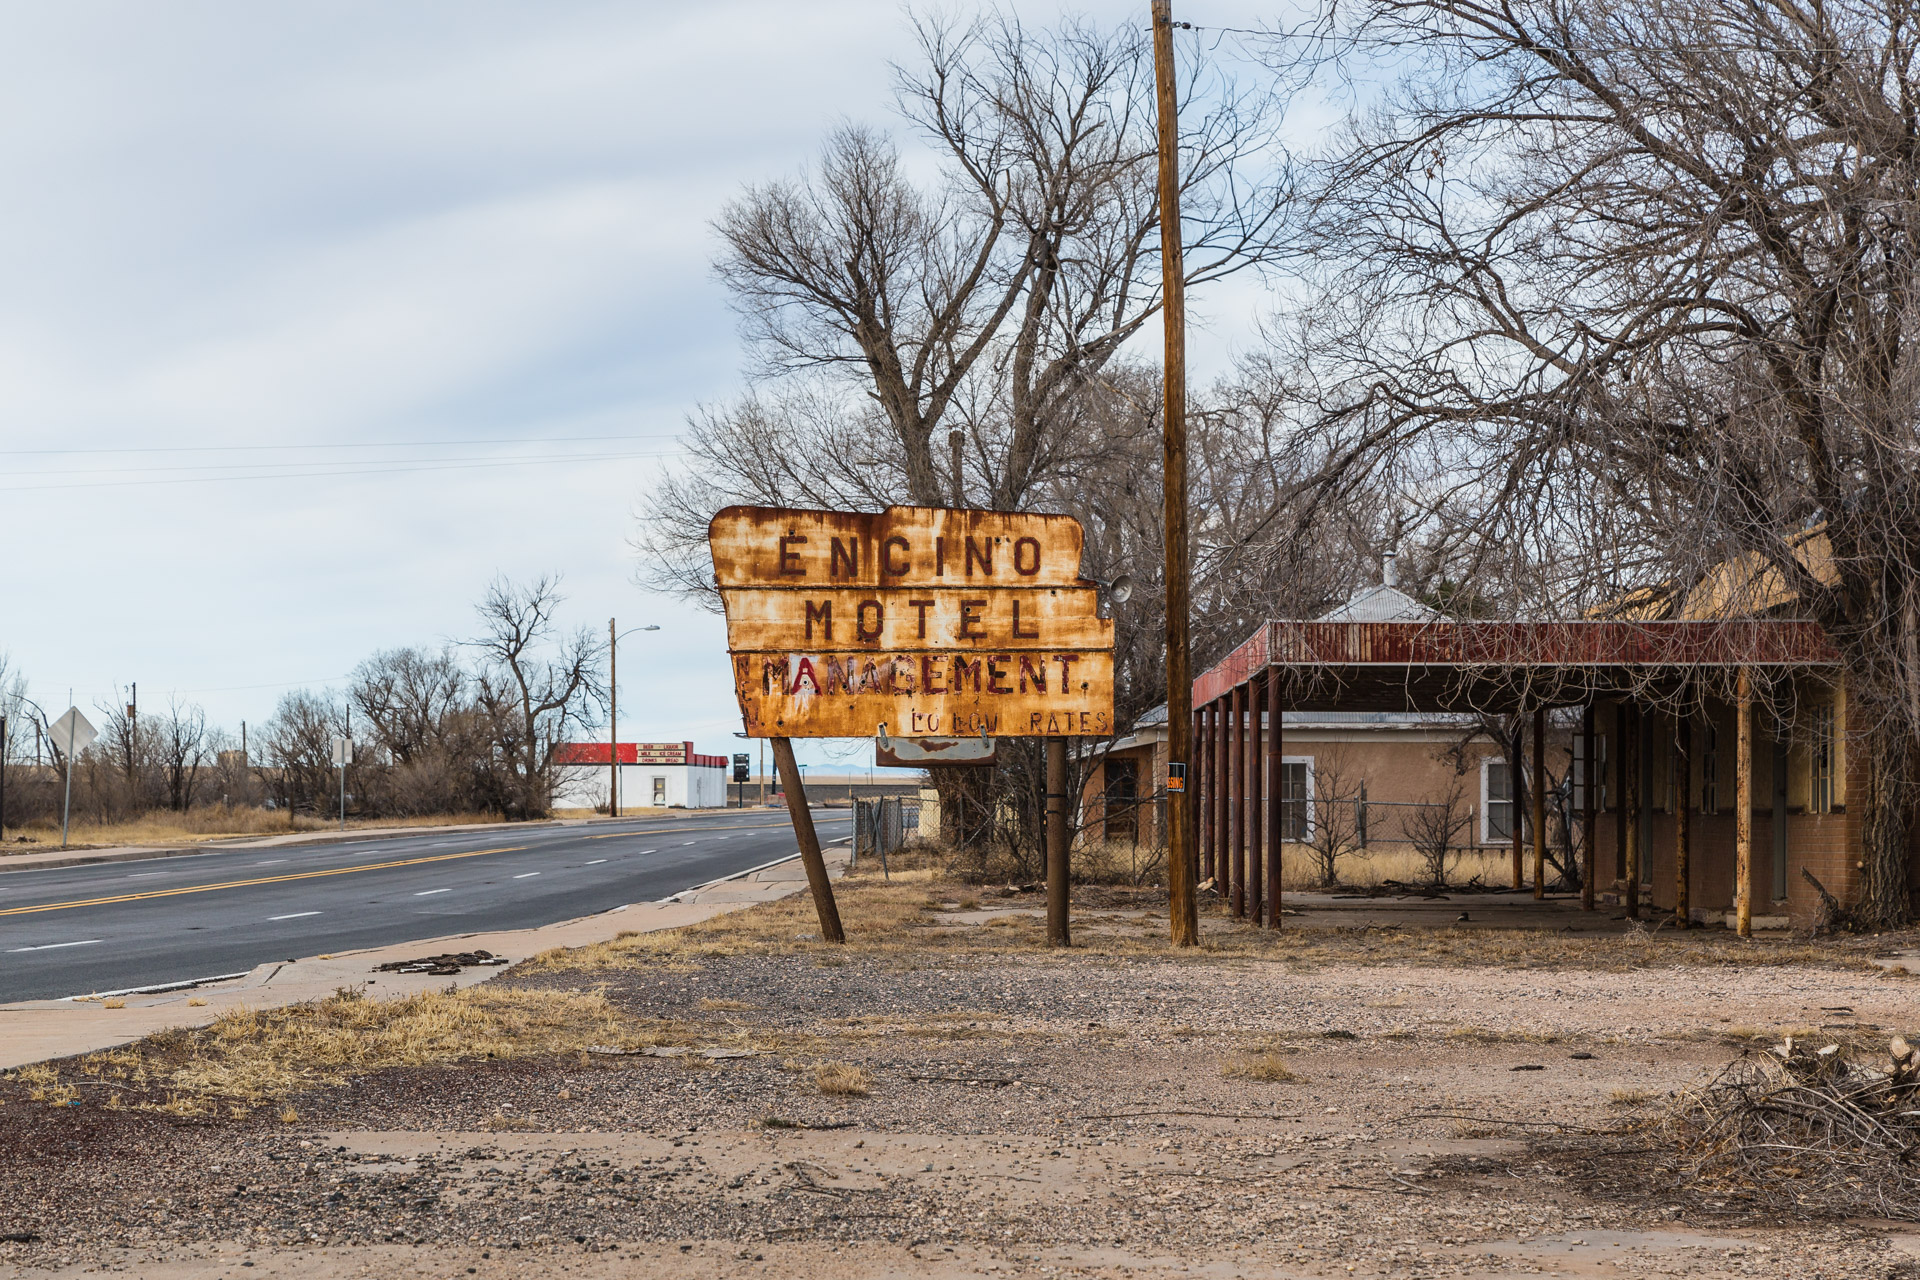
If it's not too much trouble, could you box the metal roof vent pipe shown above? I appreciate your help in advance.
[1382,548,1399,588]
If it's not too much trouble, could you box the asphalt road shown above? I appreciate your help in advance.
[0,809,848,1003]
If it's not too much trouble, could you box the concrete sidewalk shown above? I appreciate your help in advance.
[0,847,849,1070]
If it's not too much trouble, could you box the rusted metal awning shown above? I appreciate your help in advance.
[1193,619,1840,711]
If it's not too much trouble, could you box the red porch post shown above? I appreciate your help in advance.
[1248,673,1264,926]
[1267,666,1285,929]
[1581,703,1596,912]
[1531,707,1547,899]
[1675,710,1692,929]
[1199,703,1215,885]
[1229,683,1246,917]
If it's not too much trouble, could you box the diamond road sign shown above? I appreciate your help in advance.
[49,707,96,758]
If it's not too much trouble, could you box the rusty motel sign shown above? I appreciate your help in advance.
[710,505,1115,740]
[708,504,1116,946]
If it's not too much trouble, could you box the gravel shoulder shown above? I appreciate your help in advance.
[6,874,1920,1279]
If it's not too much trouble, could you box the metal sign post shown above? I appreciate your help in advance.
[330,735,353,831]
[49,707,96,849]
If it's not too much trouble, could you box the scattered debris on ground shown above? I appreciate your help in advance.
[374,950,511,975]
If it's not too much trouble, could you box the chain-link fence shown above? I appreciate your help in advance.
[854,795,921,875]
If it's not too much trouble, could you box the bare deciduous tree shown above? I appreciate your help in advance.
[1406,779,1472,888]
[155,697,210,812]
[1263,0,1920,922]
[469,575,607,819]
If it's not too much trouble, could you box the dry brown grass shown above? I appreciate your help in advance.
[1609,1087,1656,1106]
[524,870,1903,978]
[1222,1051,1300,1082]
[814,1062,871,1096]
[26,985,629,1112]
[1278,846,1513,891]
[1447,1025,1564,1044]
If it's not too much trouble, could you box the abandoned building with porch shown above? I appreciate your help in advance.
[1176,596,1902,933]
[1083,585,1533,881]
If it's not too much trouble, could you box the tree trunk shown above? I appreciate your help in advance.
[1859,722,1914,928]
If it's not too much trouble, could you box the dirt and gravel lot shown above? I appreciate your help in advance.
[5,875,1920,1279]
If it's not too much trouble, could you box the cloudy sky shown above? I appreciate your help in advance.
[1,1,1277,769]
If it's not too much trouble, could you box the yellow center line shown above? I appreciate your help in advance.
[0,845,528,918]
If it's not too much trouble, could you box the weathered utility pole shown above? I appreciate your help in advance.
[949,429,966,508]
[1152,0,1198,947]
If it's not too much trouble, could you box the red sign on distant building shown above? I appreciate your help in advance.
[551,741,728,769]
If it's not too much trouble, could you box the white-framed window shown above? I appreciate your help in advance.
[651,776,667,806]
[1482,757,1518,845]
[1278,756,1314,841]
[1811,703,1835,814]
[1572,733,1608,811]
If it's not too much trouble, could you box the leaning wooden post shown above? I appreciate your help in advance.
[1675,710,1692,929]
[1229,683,1246,917]
[1510,719,1526,890]
[1267,664,1285,928]
[1735,672,1753,938]
[1247,674,1264,926]
[1581,703,1597,911]
[1531,707,1547,900]
[771,736,845,944]
[1046,736,1070,948]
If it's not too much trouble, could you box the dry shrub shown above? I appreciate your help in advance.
[1222,1051,1300,1082]
[1633,1038,1920,1221]
[815,1062,871,1096]
[1609,1087,1655,1105]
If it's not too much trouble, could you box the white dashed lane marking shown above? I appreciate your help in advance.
[8,939,102,952]
[268,911,321,921]
[586,859,607,865]
[513,872,540,879]
[414,888,451,897]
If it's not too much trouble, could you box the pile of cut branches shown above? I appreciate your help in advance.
[1663,1035,1920,1221]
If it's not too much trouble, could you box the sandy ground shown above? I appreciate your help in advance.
[5,886,1920,1279]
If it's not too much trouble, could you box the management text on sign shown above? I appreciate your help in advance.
[710,505,1116,739]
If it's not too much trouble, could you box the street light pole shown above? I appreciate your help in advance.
[608,618,617,818]
[608,621,661,819]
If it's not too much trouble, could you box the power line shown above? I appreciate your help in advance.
[10,447,683,479]
[2,431,685,457]
[0,448,683,493]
